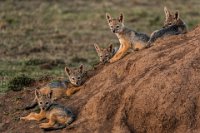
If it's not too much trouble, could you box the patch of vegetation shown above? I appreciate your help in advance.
[0,0,199,93]
[8,74,35,91]
[25,59,49,66]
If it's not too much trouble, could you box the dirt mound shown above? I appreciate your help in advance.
[1,25,200,133]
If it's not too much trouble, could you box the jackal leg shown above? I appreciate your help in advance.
[109,44,130,63]
[39,115,56,129]
[66,87,81,96]
[20,111,45,121]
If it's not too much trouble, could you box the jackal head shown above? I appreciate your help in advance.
[65,64,84,86]
[94,43,114,63]
[106,13,125,34]
[35,89,53,111]
[163,7,184,28]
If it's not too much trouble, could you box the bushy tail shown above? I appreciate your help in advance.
[65,107,76,125]
[66,114,76,126]
[43,124,67,131]
[43,112,75,131]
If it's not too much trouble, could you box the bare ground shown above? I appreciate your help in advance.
[1,25,200,133]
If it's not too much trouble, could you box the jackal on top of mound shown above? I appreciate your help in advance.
[106,13,150,63]
[147,6,187,47]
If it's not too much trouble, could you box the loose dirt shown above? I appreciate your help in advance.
[1,25,200,133]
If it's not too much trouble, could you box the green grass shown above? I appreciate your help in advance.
[0,0,200,92]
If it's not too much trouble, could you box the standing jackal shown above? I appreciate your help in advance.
[147,7,187,47]
[106,13,150,63]
[21,90,75,130]
[25,65,85,110]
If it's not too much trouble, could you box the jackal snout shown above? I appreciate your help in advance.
[163,6,184,28]
[106,13,125,34]
[65,64,84,86]
[94,43,114,63]
[35,89,53,111]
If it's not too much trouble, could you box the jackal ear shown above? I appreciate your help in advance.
[47,90,53,99]
[65,67,71,75]
[94,43,101,53]
[119,13,124,22]
[108,44,113,52]
[35,89,41,99]
[106,13,112,23]
[164,6,170,18]
[174,11,179,20]
[79,64,84,73]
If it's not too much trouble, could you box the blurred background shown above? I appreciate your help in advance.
[0,0,199,92]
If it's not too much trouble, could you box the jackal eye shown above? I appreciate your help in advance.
[39,102,42,104]
[100,55,103,58]
[168,22,172,25]
[77,76,81,80]
[116,25,119,28]
[110,26,113,28]
[72,77,75,80]
[46,102,49,105]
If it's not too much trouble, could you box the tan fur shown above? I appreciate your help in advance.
[43,64,85,98]
[106,13,149,63]
[21,90,75,129]
[134,42,145,50]
[66,87,81,96]
[25,65,86,110]
[110,38,131,62]
[37,82,81,101]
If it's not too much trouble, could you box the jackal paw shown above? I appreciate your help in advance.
[109,58,116,63]
[20,116,28,121]
[39,123,50,129]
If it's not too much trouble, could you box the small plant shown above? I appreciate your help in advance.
[8,74,35,91]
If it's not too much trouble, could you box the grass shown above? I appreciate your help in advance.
[0,0,200,92]
[8,74,35,91]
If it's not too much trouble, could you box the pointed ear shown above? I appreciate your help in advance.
[174,11,179,20]
[79,64,83,73]
[106,13,112,23]
[35,89,41,99]
[65,67,71,75]
[108,44,113,52]
[47,90,53,99]
[164,6,170,18]
[118,13,124,22]
[94,43,101,53]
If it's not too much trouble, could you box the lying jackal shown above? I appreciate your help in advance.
[25,65,85,110]
[21,90,75,130]
[94,43,117,64]
[147,7,187,47]
[106,13,150,63]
